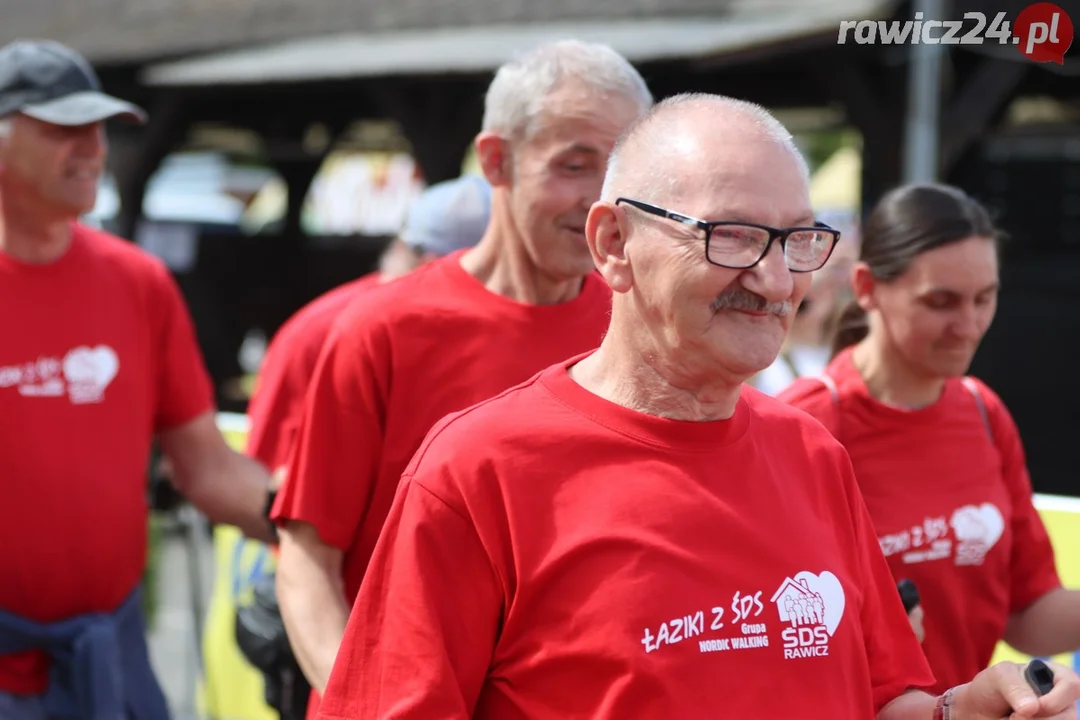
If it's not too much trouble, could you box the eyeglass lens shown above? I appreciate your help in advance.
[708,226,834,271]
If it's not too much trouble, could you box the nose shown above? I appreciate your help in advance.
[741,238,794,303]
[951,306,984,341]
[74,123,106,158]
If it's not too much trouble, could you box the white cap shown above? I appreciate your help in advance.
[400,174,492,256]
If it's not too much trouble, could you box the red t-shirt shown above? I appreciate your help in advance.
[0,224,215,694]
[273,252,612,715]
[778,347,1061,693]
[246,272,382,470]
[317,355,934,719]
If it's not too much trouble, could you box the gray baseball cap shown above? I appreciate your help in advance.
[0,40,147,126]
[401,174,492,256]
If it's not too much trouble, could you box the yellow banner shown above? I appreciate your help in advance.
[199,413,277,720]
[990,494,1080,676]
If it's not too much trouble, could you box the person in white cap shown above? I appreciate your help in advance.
[271,39,652,717]
[246,174,493,481]
[0,39,275,720]
[234,173,492,720]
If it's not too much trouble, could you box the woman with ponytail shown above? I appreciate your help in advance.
[779,183,1080,694]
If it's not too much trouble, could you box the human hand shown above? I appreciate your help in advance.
[951,660,1079,719]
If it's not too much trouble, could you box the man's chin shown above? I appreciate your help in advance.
[717,350,782,383]
[66,198,98,218]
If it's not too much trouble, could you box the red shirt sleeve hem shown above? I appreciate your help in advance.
[270,500,355,552]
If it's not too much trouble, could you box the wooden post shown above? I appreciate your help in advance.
[370,77,486,184]
[113,91,191,241]
[816,59,907,215]
[939,57,1028,176]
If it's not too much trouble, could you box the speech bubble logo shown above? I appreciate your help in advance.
[1014,2,1074,64]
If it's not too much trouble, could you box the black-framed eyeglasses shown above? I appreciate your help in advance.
[615,197,841,273]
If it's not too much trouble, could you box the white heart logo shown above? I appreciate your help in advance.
[950,503,1004,548]
[62,345,120,403]
[63,345,119,387]
[793,571,846,636]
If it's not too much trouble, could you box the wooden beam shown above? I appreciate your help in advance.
[939,57,1028,174]
[114,91,191,240]
[646,61,826,110]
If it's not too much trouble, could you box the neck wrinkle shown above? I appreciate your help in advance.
[572,311,743,422]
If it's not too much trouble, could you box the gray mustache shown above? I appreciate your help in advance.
[711,290,792,316]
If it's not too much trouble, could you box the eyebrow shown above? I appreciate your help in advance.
[923,282,1001,296]
[557,143,600,156]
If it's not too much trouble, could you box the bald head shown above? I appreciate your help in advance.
[601,93,809,208]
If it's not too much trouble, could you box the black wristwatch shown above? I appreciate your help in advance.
[264,489,279,543]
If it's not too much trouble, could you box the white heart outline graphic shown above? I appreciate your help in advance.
[63,345,119,388]
[950,503,1005,549]
[792,570,846,636]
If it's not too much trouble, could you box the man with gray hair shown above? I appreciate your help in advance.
[272,39,651,717]
[315,93,1080,718]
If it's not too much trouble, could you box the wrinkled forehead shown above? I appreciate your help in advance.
[673,143,815,227]
[529,87,642,147]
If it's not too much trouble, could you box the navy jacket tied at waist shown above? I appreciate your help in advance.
[0,587,169,720]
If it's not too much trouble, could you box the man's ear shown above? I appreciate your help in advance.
[586,201,633,294]
[851,261,878,312]
[474,132,511,187]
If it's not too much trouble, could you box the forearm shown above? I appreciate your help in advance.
[1004,587,1080,657]
[877,689,937,720]
[181,450,273,543]
[277,526,351,695]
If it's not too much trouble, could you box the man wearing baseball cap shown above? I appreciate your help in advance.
[0,40,147,126]
[0,39,277,719]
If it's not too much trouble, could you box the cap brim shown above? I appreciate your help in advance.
[20,90,148,126]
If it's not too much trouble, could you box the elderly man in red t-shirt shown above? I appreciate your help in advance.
[0,40,276,719]
[317,94,1080,719]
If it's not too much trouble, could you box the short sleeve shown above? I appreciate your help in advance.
[777,376,841,438]
[245,327,314,470]
[976,381,1062,613]
[151,265,215,433]
[836,450,936,712]
[272,300,391,551]
[317,473,503,720]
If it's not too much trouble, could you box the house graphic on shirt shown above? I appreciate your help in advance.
[771,577,826,627]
